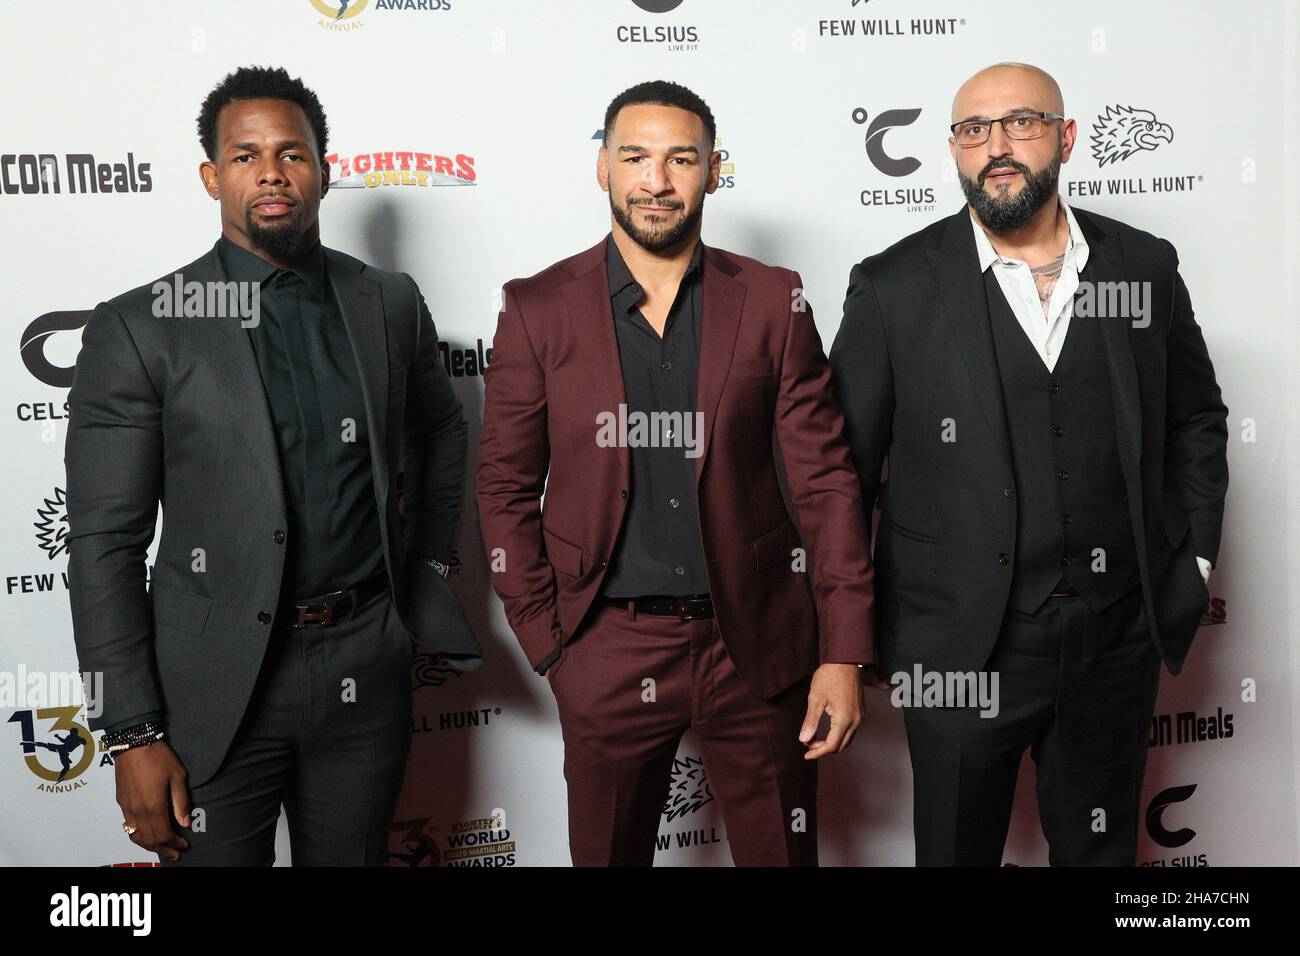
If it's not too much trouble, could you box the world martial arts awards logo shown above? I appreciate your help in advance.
[1066,105,1203,201]
[6,706,99,793]
[325,149,476,189]
[308,0,454,31]
[853,107,937,214]
[389,811,518,866]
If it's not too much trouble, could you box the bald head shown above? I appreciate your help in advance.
[952,62,1064,125]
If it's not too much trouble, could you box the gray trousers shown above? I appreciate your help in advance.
[161,591,413,866]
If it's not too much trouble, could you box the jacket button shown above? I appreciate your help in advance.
[1002,486,1014,498]
[619,488,628,499]
[257,611,272,624]
[998,553,1009,566]
[273,529,285,544]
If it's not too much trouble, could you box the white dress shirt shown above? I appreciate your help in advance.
[969,200,1212,585]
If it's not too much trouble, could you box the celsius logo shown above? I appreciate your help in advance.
[853,107,922,177]
[1090,105,1174,167]
[35,488,69,560]
[1146,783,1197,848]
[21,311,89,388]
[632,0,685,10]
[662,754,713,821]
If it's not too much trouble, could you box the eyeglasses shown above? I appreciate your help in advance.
[950,111,1065,147]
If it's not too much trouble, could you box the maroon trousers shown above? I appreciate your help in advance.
[546,601,818,866]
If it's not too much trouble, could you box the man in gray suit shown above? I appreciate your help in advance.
[65,66,481,866]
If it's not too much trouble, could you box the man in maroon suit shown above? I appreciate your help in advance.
[476,80,875,866]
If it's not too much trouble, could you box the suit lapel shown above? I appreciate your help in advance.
[190,242,286,519]
[327,251,391,499]
[561,243,631,488]
[1073,211,1144,538]
[926,208,1012,462]
[694,244,745,479]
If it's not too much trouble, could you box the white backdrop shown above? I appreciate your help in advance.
[2,0,1296,866]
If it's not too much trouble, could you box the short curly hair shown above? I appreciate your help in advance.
[197,65,329,161]
[603,80,715,149]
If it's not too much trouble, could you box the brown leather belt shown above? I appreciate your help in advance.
[281,571,389,629]
[600,593,713,621]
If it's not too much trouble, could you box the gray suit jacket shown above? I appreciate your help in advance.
[65,240,483,787]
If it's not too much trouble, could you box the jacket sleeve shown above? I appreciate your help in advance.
[475,281,564,669]
[400,273,468,564]
[1161,245,1229,565]
[64,300,165,733]
[774,270,876,666]
[828,260,894,552]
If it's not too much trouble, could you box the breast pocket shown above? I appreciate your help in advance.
[729,356,773,386]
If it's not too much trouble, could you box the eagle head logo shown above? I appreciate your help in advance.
[412,653,461,690]
[662,754,713,821]
[35,488,69,560]
[1090,105,1174,167]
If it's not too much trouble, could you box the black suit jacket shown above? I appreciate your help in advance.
[65,240,482,788]
[829,204,1228,678]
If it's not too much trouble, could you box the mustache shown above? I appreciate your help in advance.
[979,159,1031,184]
[631,199,682,210]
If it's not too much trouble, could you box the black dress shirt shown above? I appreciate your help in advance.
[216,235,385,604]
[599,234,710,598]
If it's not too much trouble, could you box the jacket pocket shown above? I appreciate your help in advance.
[542,525,585,578]
[751,518,802,572]
[729,356,773,383]
[150,583,213,636]
[887,518,940,545]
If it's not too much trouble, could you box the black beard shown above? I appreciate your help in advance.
[609,193,704,253]
[959,148,1061,233]
[245,207,307,262]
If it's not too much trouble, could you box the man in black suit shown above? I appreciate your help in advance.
[65,66,481,866]
[829,62,1228,865]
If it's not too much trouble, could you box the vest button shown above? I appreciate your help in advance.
[257,611,272,624]
[1003,486,1014,498]
[273,529,285,544]
[1049,383,1061,394]
[1061,557,1073,567]
[1052,426,1064,437]
[998,552,1009,566]
[1056,470,1069,481]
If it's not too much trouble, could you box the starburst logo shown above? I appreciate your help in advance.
[1090,105,1174,167]
[34,488,69,560]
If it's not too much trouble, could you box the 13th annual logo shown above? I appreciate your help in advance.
[1067,104,1203,201]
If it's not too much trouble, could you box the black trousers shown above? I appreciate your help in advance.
[902,587,1162,866]
[160,591,413,866]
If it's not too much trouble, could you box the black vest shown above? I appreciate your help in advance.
[984,269,1139,614]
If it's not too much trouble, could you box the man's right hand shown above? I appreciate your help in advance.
[114,740,192,862]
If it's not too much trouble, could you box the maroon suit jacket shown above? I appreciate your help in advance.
[476,235,874,697]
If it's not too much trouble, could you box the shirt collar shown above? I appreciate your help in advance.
[605,233,703,301]
[969,198,1090,273]
[217,234,328,300]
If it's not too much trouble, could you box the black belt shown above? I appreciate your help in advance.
[282,571,390,629]
[599,593,713,621]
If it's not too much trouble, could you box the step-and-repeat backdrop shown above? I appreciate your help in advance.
[3,0,1297,866]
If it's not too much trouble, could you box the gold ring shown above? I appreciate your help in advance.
[122,822,137,835]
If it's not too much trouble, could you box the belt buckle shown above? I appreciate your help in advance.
[292,589,348,628]
[674,596,698,622]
